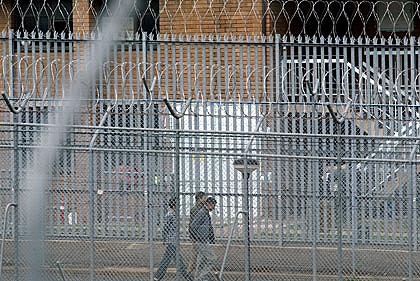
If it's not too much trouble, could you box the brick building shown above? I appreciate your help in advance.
[1,0,419,37]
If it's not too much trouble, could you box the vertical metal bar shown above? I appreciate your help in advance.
[341,38,351,245]
[8,29,21,281]
[275,34,283,245]
[407,140,419,281]
[243,168,251,281]
[410,37,417,249]
[175,117,181,281]
[308,37,318,281]
[349,36,357,275]
[0,203,18,281]
[163,98,192,281]
[336,123,343,281]
[143,32,154,281]
[82,34,95,281]
[89,149,95,281]
[327,103,348,281]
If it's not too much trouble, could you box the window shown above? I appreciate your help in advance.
[376,0,414,32]
[12,0,73,52]
[97,0,159,36]
[13,0,73,34]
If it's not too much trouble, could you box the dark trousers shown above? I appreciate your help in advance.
[155,244,192,281]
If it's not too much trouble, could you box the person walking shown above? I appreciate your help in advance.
[190,197,217,281]
[188,191,206,274]
[154,198,193,281]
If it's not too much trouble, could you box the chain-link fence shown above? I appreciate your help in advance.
[0,32,419,280]
[0,115,419,281]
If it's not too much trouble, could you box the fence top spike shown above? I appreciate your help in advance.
[261,34,266,42]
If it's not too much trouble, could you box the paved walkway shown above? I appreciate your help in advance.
[1,239,420,280]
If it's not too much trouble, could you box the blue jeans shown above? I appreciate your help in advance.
[155,244,192,281]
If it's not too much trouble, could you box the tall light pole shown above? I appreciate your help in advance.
[233,157,259,281]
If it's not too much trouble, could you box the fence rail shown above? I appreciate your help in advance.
[0,33,419,280]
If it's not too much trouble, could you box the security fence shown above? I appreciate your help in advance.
[2,0,420,37]
[0,32,419,281]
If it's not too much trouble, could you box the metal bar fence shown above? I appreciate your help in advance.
[0,33,419,280]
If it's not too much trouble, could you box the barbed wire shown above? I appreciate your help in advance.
[0,1,419,37]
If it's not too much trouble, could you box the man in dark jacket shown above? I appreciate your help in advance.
[188,191,206,273]
[190,197,217,281]
[154,198,193,281]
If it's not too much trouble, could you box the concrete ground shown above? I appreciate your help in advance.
[1,240,420,280]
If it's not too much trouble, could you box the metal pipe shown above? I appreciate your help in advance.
[1,92,29,114]
[326,102,351,281]
[87,105,112,281]
[238,113,267,281]
[55,261,67,281]
[0,203,17,281]
[163,98,192,281]
[335,122,344,281]
[407,140,419,281]
[243,168,251,281]
[219,211,248,281]
[305,80,319,281]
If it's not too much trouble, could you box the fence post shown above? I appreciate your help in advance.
[326,102,351,281]
[3,31,22,280]
[275,34,284,247]
[142,32,155,281]
[306,79,319,281]
[87,105,112,281]
[407,140,419,281]
[164,97,192,281]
